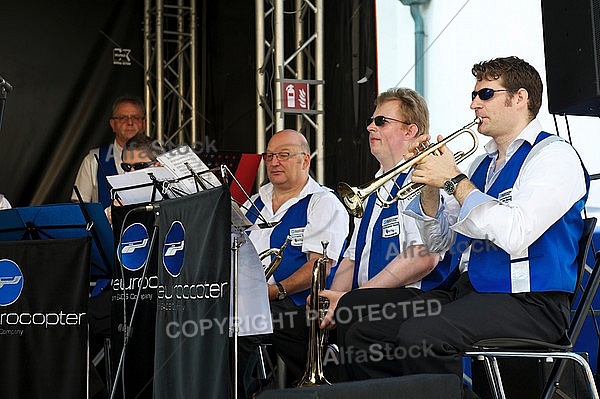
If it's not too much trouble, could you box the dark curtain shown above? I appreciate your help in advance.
[0,1,144,207]
[1,0,377,205]
[324,0,379,189]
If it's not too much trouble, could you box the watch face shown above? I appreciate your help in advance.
[443,180,456,195]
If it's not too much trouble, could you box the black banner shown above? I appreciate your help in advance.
[153,187,231,399]
[111,205,158,399]
[0,237,90,398]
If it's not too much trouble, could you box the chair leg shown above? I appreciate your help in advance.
[479,356,506,399]
[103,337,112,395]
[255,345,267,380]
[541,353,599,399]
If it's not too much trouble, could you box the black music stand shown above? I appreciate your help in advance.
[0,202,114,278]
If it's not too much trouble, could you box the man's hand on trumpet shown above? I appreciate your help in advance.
[306,289,342,330]
[407,134,476,215]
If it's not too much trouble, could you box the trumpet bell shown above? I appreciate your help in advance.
[336,182,364,218]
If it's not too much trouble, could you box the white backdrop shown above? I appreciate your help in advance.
[376,0,600,209]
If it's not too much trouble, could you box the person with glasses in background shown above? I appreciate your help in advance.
[104,133,163,224]
[239,129,349,396]
[339,56,589,398]
[71,94,146,207]
[316,88,451,379]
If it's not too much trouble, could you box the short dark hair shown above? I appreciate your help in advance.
[122,134,163,160]
[112,94,145,116]
[472,56,542,119]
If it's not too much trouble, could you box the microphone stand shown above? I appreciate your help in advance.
[110,208,160,399]
[0,74,13,133]
[231,233,242,399]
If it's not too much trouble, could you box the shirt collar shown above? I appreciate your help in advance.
[259,175,321,200]
[483,118,543,158]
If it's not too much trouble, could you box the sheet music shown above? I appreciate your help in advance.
[106,166,181,205]
[157,145,222,193]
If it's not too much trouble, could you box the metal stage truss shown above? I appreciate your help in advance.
[143,0,201,147]
[256,0,325,184]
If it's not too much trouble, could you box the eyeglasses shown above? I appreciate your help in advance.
[471,88,516,101]
[261,152,306,162]
[112,115,145,123]
[366,115,411,127]
[121,160,157,172]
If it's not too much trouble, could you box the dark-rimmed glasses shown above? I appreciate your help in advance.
[366,115,411,127]
[121,160,157,172]
[471,88,516,101]
[111,115,145,123]
[261,152,306,162]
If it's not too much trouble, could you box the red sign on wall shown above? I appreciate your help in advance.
[283,82,310,111]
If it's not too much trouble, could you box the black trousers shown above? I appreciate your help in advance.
[237,297,310,397]
[339,273,570,381]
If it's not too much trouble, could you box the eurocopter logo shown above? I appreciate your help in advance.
[0,259,24,306]
[163,221,185,277]
[119,223,150,271]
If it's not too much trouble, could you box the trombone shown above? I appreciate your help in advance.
[259,235,290,280]
[338,117,481,218]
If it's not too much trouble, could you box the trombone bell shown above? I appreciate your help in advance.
[337,182,365,218]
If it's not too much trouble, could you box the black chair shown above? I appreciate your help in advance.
[465,217,599,399]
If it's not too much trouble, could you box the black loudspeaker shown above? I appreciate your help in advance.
[471,355,591,399]
[542,0,600,116]
[256,374,462,399]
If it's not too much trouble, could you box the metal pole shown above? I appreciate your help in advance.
[315,0,325,183]
[256,0,267,186]
[144,0,153,137]
[190,0,198,145]
[156,0,164,142]
[274,0,284,132]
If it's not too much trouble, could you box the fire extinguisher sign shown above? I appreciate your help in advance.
[282,82,310,111]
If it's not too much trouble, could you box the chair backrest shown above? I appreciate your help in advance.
[568,216,598,344]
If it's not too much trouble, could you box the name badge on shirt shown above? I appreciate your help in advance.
[498,188,512,203]
[381,215,400,238]
[289,227,305,246]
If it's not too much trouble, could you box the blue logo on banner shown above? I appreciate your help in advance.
[163,221,185,277]
[119,223,150,271]
[0,259,24,306]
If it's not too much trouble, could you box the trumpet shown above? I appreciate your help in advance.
[259,235,291,280]
[338,117,481,218]
[295,240,331,387]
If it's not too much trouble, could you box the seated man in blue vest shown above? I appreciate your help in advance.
[241,129,349,390]
[316,88,449,378]
[71,95,146,207]
[340,56,589,393]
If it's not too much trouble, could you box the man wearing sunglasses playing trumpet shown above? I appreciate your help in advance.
[317,88,451,378]
[339,56,589,395]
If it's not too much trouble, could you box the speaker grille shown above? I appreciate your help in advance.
[543,0,600,116]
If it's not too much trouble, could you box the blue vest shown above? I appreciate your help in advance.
[352,173,453,291]
[97,144,118,208]
[456,132,588,293]
[246,194,313,306]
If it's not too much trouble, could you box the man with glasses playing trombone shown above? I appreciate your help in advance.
[239,129,348,395]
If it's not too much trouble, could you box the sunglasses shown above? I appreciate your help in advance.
[471,88,516,101]
[366,115,411,127]
[121,160,157,172]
